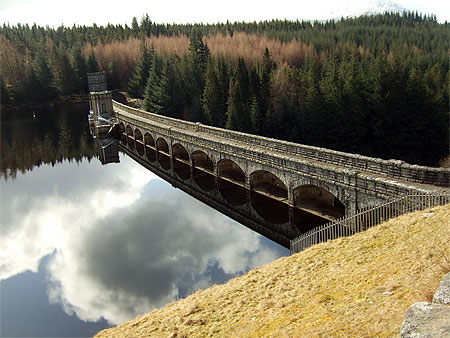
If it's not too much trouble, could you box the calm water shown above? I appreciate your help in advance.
[0,103,288,337]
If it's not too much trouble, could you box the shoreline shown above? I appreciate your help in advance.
[1,94,89,112]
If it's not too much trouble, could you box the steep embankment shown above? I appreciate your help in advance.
[94,204,450,338]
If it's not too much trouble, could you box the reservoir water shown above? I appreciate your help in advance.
[0,103,288,337]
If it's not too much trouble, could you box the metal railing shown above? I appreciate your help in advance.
[290,192,450,254]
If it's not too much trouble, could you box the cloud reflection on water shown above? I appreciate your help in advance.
[1,153,287,325]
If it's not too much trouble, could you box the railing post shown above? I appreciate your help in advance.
[290,191,449,255]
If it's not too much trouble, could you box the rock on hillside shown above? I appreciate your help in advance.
[94,204,450,338]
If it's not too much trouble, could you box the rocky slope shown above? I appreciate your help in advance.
[94,204,450,337]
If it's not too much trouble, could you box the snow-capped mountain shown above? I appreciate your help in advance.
[328,0,407,20]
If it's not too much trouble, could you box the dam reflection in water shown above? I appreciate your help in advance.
[1,105,288,337]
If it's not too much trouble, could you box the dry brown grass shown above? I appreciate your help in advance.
[94,204,450,338]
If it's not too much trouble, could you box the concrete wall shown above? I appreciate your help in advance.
[113,101,450,188]
[114,104,447,219]
[110,99,450,247]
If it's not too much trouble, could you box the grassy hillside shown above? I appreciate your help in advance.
[94,204,450,337]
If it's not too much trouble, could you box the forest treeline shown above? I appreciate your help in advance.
[1,106,96,180]
[1,12,449,166]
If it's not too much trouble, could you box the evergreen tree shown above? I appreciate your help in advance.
[128,42,154,98]
[259,48,275,134]
[369,49,410,160]
[51,46,78,96]
[268,64,296,140]
[140,14,152,37]
[203,58,229,127]
[33,51,57,101]
[184,29,211,122]
[71,46,87,93]
[249,67,264,134]
[158,56,185,118]
[226,58,251,132]
[86,51,99,73]
[144,55,184,118]
[299,52,324,146]
[144,54,164,113]
[250,95,263,134]
[189,29,210,75]
[131,17,140,38]
[107,58,120,89]
[331,46,371,152]
[0,76,11,105]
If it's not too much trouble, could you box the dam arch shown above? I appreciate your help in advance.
[173,143,191,180]
[144,132,156,162]
[192,150,215,192]
[156,137,171,170]
[218,159,246,206]
[134,128,144,156]
[250,170,289,224]
[126,125,135,150]
[293,184,346,232]
[119,122,126,145]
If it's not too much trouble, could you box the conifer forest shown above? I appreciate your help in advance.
[1,12,449,167]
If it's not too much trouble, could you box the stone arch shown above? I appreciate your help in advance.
[293,184,345,232]
[250,170,289,224]
[173,143,191,180]
[126,125,135,150]
[192,150,215,191]
[119,122,127,145]
[217,159,246,206]
[134,128,144,156]
[156,137,170,170]
[144,132,156,162]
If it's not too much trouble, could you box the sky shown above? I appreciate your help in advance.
[1,148,287,332]
[0,0,449,28]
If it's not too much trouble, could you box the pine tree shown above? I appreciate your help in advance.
[301,52,324,146]
[0,76,11,105]
[107,58,120,89]
[144,55,185,118]
[258,48,275,135]
[158,57,185,118]
[189,29,210,75]
[250,95,263,134]
[140,14,152,37]
[249,67,264,134]
[369,49,410,160]
[33,51,57,101]
[226,58,251,132]
[131,17,140,38]
[52,46,78,96]
[128,42,154,98]
[86,51,99,73]
[24,67,41,103]
[268,63,294,139]
[71,46,87,93]
[144,54,164,113]
[203,58,229,127]
[334,46,370,152]
[185,28,211,123]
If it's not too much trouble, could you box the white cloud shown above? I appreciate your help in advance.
[0,156,155,280]
[1,155,286,325]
